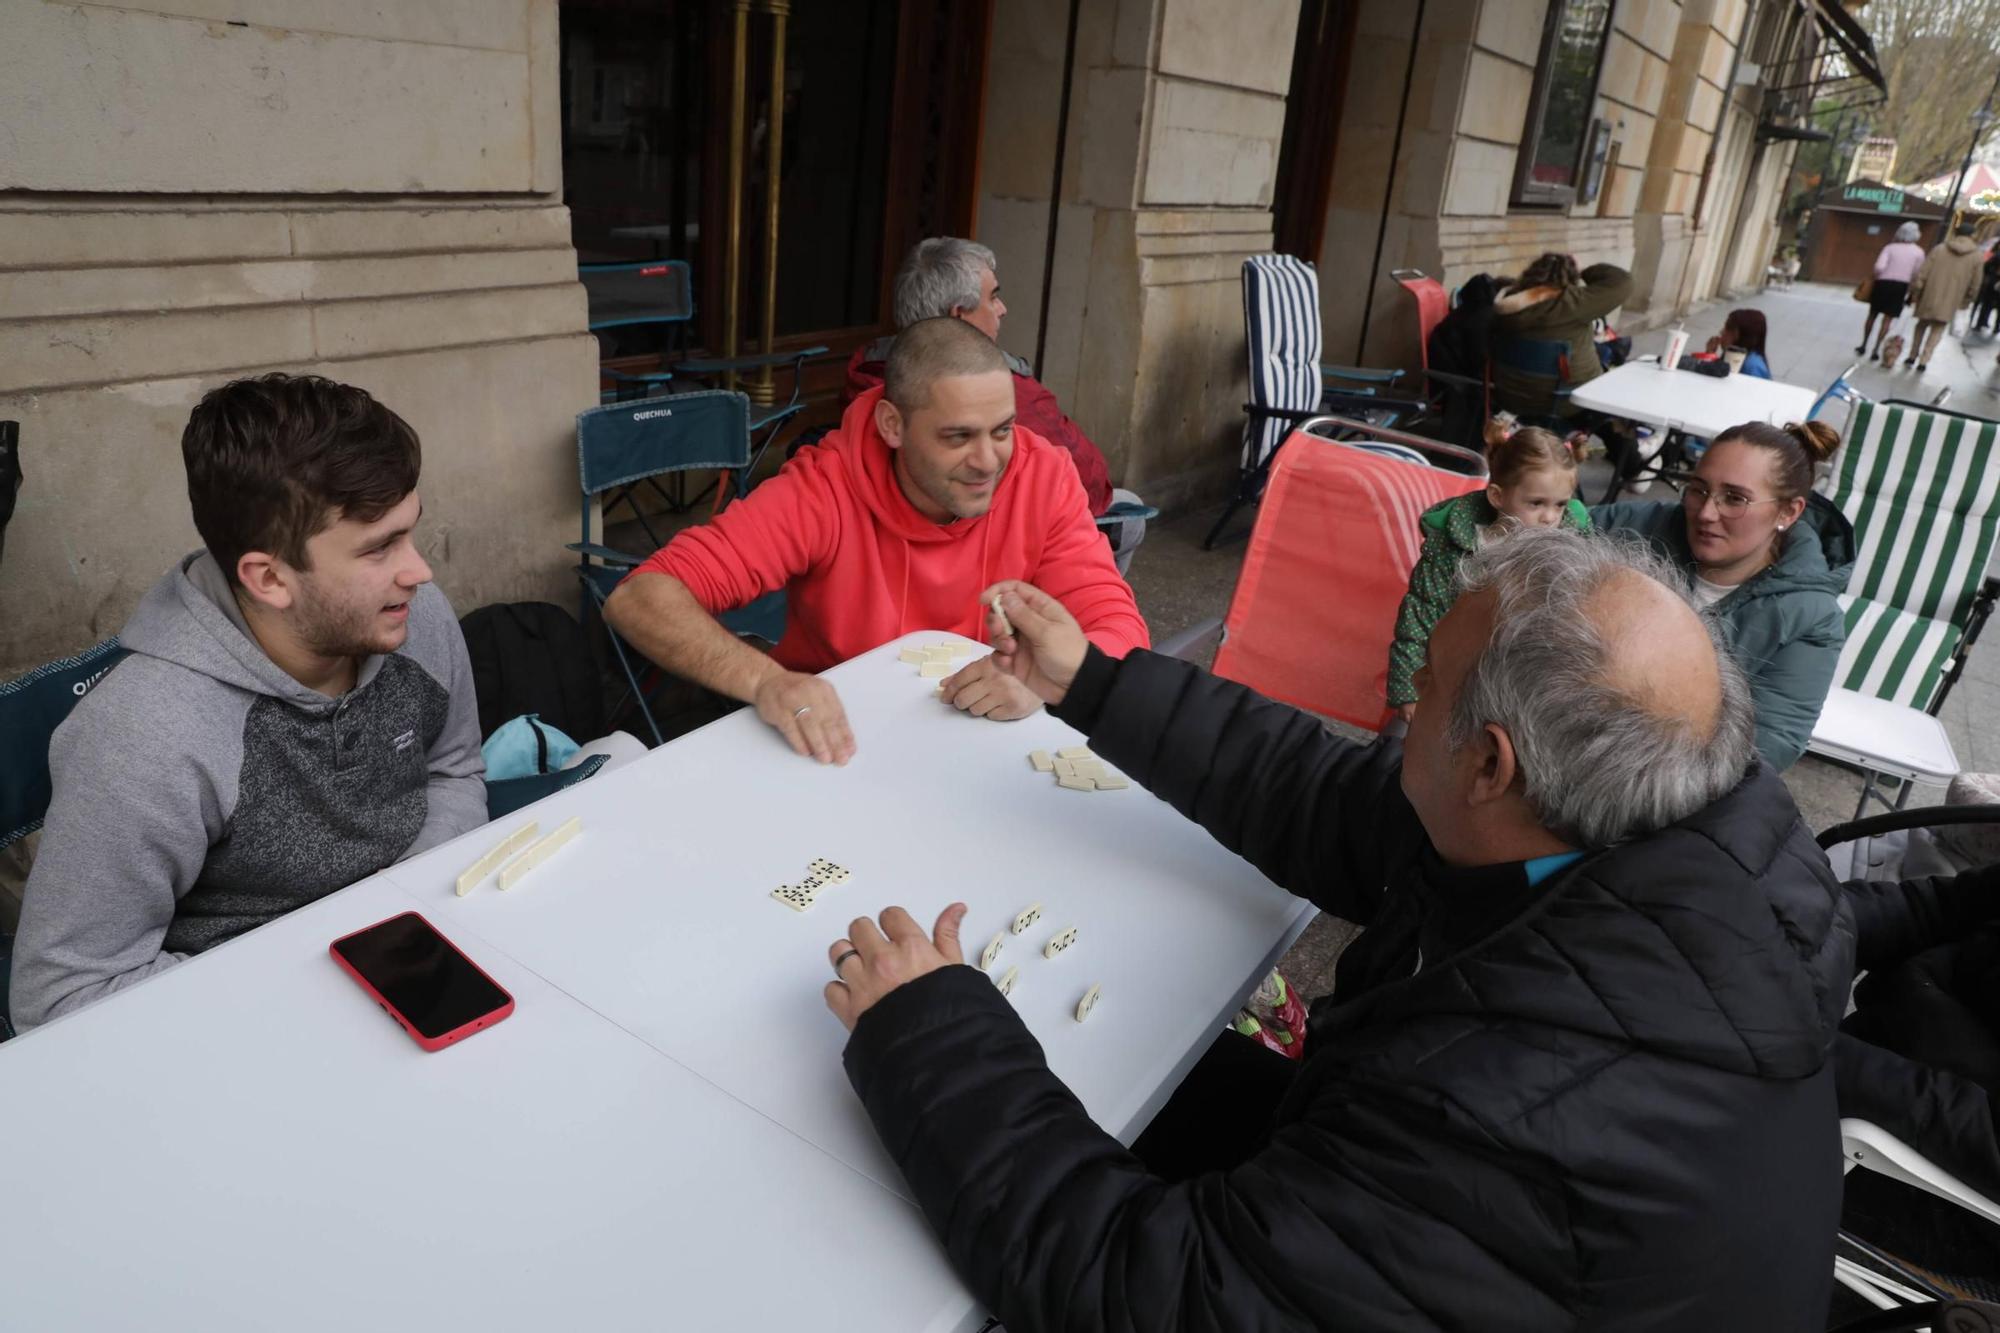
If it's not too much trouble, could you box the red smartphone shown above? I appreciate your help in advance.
[329,912,515,1052]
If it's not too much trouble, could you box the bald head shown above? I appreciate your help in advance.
[1585,568,1724,741]
[1435,527,1756,848]
[884,317,1009,413]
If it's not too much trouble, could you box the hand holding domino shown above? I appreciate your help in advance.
[976,580,1090,707]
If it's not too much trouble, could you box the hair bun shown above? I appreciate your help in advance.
[1784,419,1839,464]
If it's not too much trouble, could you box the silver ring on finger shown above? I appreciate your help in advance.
[832,947,861,979]
[794,705,813,719]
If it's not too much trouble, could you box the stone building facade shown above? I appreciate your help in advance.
[2,0,1845,671]
[1,0,597,672]
[978,0,1840,513]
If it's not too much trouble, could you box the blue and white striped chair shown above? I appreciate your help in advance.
[1205,254,1416,549]
[1808,399,2000,813]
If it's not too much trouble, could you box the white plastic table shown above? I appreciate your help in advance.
[0,633,1312,1331]
[381,632,1312,1198]
[1568,361,1821,439]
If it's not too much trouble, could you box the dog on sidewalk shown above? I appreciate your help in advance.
[1877,331,1907,369]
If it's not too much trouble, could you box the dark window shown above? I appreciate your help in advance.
[1512,0,1614,208]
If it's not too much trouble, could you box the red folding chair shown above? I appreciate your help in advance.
[1391,269,1451,372]
[1210,420,1487,733]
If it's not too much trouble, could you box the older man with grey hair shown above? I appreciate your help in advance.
[845,237,1119,523]
[818,526,1854,1329]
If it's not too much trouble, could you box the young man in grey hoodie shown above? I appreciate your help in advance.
[10,374,487,1030]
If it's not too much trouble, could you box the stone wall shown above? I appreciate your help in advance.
[0,1,594,674]
[977,0,1296,511]
[1627,0,1748,319]
[1310,0,1783,371]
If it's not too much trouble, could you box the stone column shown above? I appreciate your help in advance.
[1627,0,1747,319]
[0,0,596,671]
[978,0,1302,512]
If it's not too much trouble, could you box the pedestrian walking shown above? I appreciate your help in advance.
[1857,221,1925,359]
[1973,244,2000,333]
[1908,222,1986,372]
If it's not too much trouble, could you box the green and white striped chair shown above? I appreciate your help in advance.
[1808,399,2000,813]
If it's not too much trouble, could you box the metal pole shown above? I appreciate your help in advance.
[751,0,791,408]
[722,0,752,392]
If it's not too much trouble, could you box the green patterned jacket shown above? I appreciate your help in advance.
[1385,490,1590,707]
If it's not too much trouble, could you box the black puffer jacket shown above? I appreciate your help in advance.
[844,649,1855,1330]
[1839,863,2000,1200]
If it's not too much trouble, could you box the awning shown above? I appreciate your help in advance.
[1814,0,1887,94]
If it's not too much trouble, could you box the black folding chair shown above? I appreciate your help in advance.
[568,392,786,745]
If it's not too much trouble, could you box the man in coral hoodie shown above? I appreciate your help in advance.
[605,318,1148,766]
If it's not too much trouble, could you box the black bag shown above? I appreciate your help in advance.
[457,602,606,744]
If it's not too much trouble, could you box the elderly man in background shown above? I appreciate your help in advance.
[823,528,1853,1330]
[846,238,1112,514]
[1908,220,1987,373]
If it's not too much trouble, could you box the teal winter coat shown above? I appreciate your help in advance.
[1592,494,1856,771]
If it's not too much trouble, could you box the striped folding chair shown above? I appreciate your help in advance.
[1807,399,2000,814]
[1205,255,1416,549]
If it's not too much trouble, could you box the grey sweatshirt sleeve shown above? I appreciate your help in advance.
[10,665,234,1029]
[401,586,488,859]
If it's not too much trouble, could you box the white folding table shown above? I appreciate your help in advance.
[0,633,1313,1331]
[1568,361,1821,439]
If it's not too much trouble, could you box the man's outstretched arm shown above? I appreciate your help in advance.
[605,571,854,764]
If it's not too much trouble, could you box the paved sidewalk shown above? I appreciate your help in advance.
[1632,279,2000,423]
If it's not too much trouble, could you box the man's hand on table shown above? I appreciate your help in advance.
[979,581,1090,707]
[939,655,1042,720]
[825,904,969,1030]
[753,670,856,765]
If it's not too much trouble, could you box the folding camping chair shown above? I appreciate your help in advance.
[579,260,824,504]
[1184,417,1486,730]
[0,638,130,1040]
[569,391,786,745]
[1388,269,1491,451]
[1206,254,1422,549]
[1811,362,1865,423]
[1808,399,2000,816]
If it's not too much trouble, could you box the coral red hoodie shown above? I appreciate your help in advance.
[629,386,1148,674]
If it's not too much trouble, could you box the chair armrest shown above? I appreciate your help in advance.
[1099,500,1160,522]
[1322,364,1405,386]
[566,542,644,566]
[1421,367,1487,389]
[600,367,675,384]
[747,402,807,435]
[1156,617,1224,660]
[677,346,831,375]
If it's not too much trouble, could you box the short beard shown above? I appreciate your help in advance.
[292,573,393,659]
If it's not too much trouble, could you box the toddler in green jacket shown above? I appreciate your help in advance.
[1387,424,1590,719]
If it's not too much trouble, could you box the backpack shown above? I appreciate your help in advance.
[457,602,605,744]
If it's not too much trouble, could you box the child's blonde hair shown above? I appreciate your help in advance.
[1485,425,1578,488]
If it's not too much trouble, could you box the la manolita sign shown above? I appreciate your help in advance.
[1843,183,1907,212]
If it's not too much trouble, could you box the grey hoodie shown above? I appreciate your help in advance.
[10,552,486,1029]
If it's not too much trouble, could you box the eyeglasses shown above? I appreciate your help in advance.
[1679,479,1781,519]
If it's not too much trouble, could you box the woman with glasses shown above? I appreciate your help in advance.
[1594,420,1855,770]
